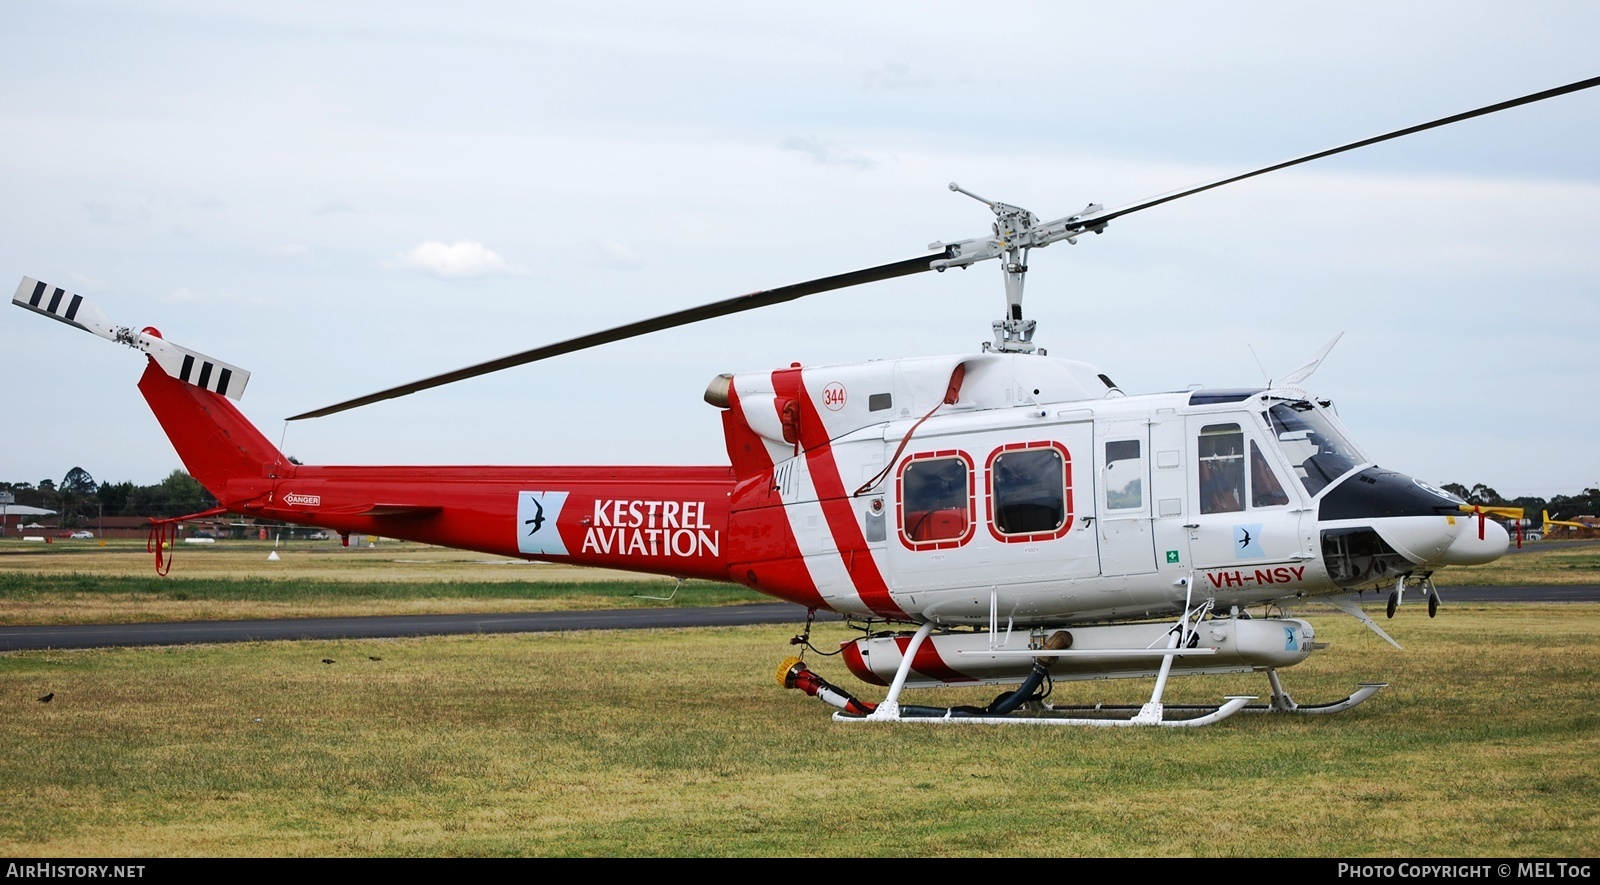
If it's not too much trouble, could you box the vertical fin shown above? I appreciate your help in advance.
[137,359,284,501]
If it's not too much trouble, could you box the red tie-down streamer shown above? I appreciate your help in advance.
[1468,505,1523,549]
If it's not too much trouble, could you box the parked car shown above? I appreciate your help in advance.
[308,531,330,540]
[69,530,95,539]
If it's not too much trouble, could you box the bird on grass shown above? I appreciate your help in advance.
[321,658,336,665]
[38,693,53,703]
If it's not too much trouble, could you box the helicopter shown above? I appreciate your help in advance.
[15,75,1596,727]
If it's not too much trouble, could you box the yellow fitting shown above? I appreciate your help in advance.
[776,656,805,688]
[1456,504,1524,520]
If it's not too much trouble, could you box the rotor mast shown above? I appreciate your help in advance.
[932,183,1105,354]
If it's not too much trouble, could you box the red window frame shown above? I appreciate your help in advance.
[985,440,1074,543]
[896,449,976,551]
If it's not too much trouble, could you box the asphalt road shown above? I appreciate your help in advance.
[0,603,840,652]
[1,586,1594,652]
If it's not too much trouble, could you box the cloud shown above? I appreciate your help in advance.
[862,62,930,92]
[595,239,643,269]
[779,136,875,170]
[161,287,271,307]
[82,200,150,225]
[394,241,524,278]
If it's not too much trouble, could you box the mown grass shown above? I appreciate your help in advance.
[2,604,1596,856]
[1434,540,1600,587]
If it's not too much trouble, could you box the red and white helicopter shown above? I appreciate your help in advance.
[16,77,1595,727]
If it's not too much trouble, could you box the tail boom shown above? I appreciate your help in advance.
[138,359,740,581]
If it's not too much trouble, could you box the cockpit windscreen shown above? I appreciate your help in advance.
[1265,402,1365,496]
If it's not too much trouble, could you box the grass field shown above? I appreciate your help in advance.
[2,604,1597,856]
[2,538,1597,856]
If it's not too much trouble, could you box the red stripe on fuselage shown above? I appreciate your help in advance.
[894,635,976,684]
[773,368,906,620]
[722,378,828,609]
[841,642,888,686]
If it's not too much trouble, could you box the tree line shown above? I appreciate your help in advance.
[1436,483,1598,524]
[2,468,217,526]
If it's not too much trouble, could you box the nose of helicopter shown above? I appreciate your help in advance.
[1366,510,1509,567]
[1318,468,1513,569]
[1363,513,1465,566]
[1432,516,1510,565]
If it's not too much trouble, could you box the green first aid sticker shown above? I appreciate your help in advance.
[1166,550,1181,564]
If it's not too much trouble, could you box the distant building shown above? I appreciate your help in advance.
[0,505,57,535]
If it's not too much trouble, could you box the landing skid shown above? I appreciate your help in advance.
[829,669,1386,727]
[787,585,1389,727]
[834,696,1257,728]
[1260,669,1387,714]
[836,588,1352,728]
[1030,672,1388,719]
[843,607,1252,727]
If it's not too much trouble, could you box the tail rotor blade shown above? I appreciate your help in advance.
[13,276,251,400]
[13,276,118,341]
[146,343,251,400]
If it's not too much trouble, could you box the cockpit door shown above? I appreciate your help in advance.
[1186,415,1303,571]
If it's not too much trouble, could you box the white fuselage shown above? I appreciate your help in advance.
[716,351,1500,626]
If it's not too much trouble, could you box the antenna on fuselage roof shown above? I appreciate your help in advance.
[1247,344,1272,387]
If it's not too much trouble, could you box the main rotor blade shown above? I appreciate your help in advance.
[1079,74,1600,229]
[290,250,953,420]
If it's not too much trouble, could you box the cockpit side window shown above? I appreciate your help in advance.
[1198,424,1245,514]
[1265,402,1362,497]
[1249,440,1290,507]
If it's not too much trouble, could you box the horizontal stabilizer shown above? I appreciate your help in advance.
[309,503,443,518]
[14,276,251,400]
[362,504,443,518]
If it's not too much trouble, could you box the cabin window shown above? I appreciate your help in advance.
[1249,440,1290,508]
[1104,439,1144,511]
[897,451,974,549]
[987,441,1073,542]
[1198,423,1245,514]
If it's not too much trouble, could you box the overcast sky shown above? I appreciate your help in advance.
[2,1,1597,498]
